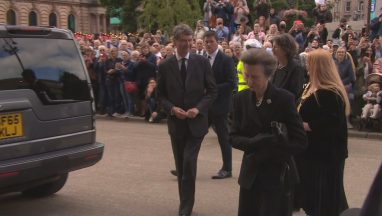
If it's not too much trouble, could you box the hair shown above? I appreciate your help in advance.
[240,49,277,78]
[271,33,297,60]
[368,83,381,92]
[335,46,347,61]
[98,45,107,51]
[173,24,194,40]
[203,30,218,41]
[120,51,129,57]
[307,49,351,115]
[131,50,140,57]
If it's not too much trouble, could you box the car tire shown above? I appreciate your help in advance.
[22,173,68,197]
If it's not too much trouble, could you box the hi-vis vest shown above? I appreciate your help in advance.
[237,61,249,92]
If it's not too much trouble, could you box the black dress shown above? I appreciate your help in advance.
[298,89,349,216]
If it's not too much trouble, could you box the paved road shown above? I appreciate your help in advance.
[0,118,381,216]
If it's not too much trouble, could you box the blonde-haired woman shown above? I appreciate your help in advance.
[298,49,349,216]
[265,24,279,42]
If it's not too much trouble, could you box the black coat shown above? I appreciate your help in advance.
[299,89,348,161]
[229,84,307,189]
[157,54,217,137]
[272,59,306,103]
[210,50,236,115]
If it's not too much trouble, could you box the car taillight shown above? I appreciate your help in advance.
[0,171,19,178]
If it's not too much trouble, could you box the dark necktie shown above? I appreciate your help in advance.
[180,58,187,83]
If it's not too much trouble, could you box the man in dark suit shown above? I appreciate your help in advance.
[204,30,236,179]
[157,24,217,216]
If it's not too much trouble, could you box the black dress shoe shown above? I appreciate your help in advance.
[170,170,178,177]
[212,170,232,179]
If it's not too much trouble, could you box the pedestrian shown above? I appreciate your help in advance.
[298,49,350,216]
[230,48,307,216]
[335,47,356,128]
[157,24,217,216]
[271,33,306,102]
[204,30,236,179]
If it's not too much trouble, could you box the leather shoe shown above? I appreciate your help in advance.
[212,170,232,179]
[170,170,178,177]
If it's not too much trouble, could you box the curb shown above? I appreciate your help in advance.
[348,129,382,140]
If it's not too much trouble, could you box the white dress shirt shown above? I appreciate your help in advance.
[206,48,219,66]
[175,52,190,70]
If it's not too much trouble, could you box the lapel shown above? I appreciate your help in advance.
[249,83,276,131]
[168,55,184,88]
[260,83,276,127]
[279,61,295,88]
[212,50,222,75]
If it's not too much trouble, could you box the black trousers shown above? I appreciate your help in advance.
[208,113,232,171]
[170,131,204,215]
[238,177,293,216]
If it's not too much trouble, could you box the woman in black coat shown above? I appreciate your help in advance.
[271,33,306,103]
[229,49,307,216]
[298,49,350,216]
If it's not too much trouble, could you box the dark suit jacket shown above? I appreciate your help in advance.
[229,84,307,189]
[157,54,217,137]
[210,50,236,115]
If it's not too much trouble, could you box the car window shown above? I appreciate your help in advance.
[0,38,91,104]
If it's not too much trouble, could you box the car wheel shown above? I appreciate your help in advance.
[22,173,68,197]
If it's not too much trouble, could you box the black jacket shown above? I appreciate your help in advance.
[157,54,217,137]
[210,50,236,115]
[272,59,306,103]
[230,84,307,189]
[299,89,348,161]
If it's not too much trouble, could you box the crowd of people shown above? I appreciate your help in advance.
[76,1,382,126]
[73,1,382,215]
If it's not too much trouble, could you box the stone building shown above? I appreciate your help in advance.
[0,0,107,33]
[331,0,382,22]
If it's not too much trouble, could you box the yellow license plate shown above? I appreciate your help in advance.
[0,113,24,140]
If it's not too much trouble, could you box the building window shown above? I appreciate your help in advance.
[359,1,364,11]
[49,13,57,27]
[345,2,351,12]
[29,11,38,26]
[6,9,16,25]
[68,14,75,32]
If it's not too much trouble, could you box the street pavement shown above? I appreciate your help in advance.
[0,118,381,216]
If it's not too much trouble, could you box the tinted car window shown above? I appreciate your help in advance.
[0,38,91,104]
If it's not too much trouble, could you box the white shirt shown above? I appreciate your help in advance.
[175,52,190,70]
[196,49,204,55]
[206,48,219,66]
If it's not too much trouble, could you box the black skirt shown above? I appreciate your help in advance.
[301,159,349,216]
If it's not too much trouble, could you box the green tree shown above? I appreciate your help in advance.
[100,0,143,32]
[138,0,202,34]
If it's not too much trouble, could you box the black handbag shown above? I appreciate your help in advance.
[271,121,300,187]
